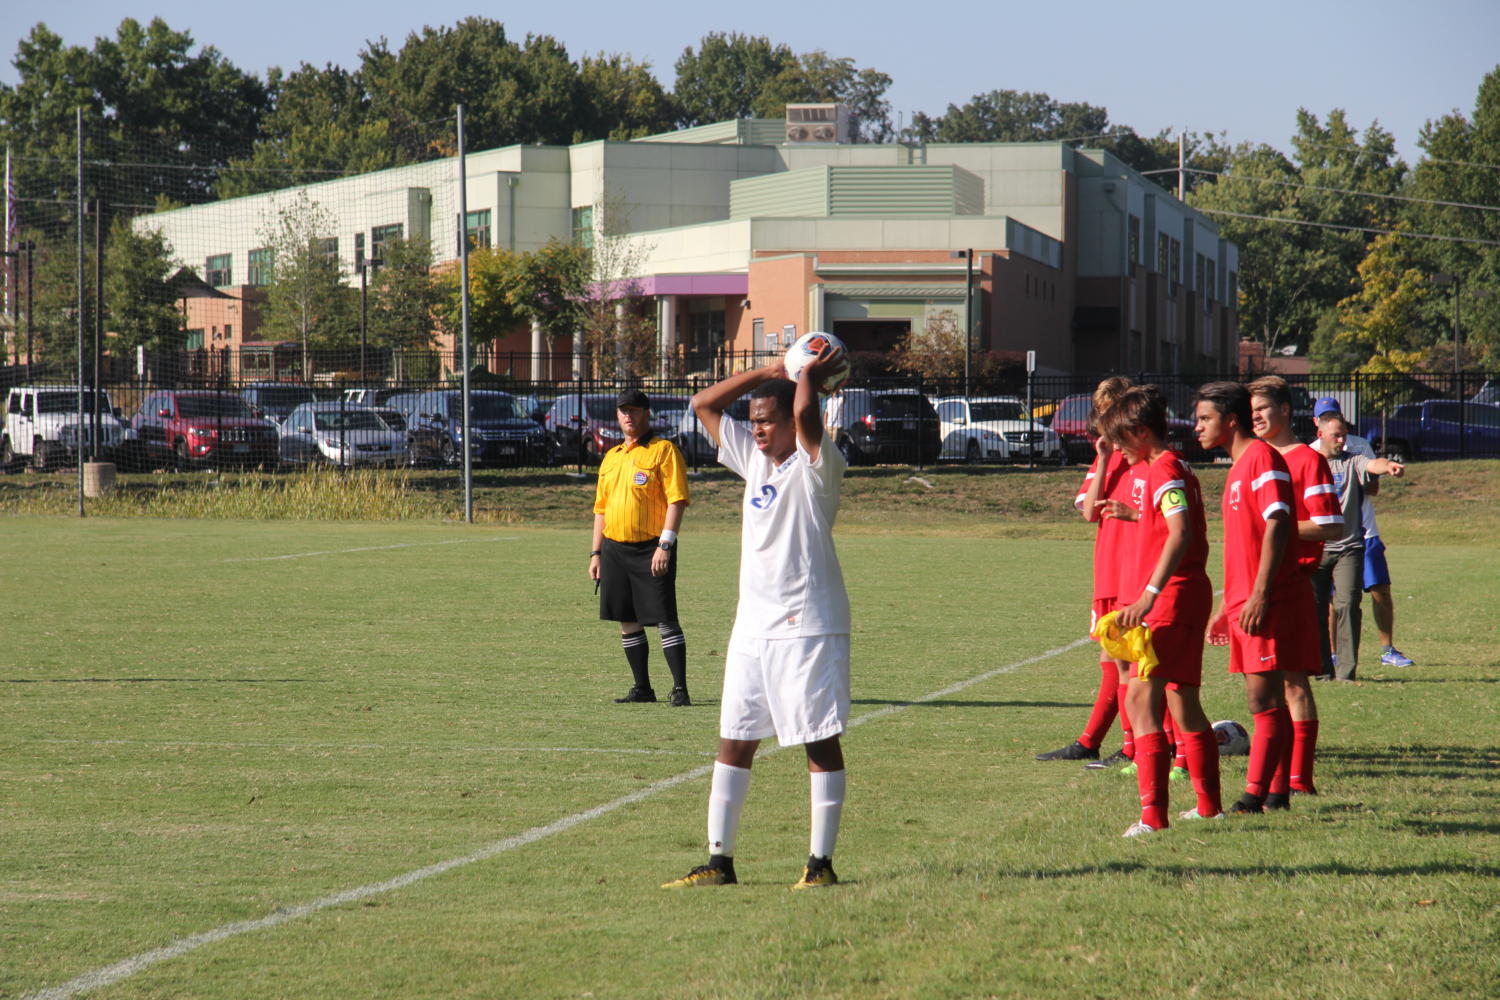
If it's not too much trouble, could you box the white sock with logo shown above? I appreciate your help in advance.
[708,761,751,857]
[809,769,846,860]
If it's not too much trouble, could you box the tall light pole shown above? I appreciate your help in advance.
[358,256,383,385]
[950,249,973,395]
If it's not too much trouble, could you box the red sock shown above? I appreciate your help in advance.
[1290,719,1320,792]
[1079,659,1118,750]
[1118,678,1135,759]
[1268,705,1296,795]
[1246,707,1290,798]
[1134,731,1170,830]
[1162,712,1186,769]
[1181,728,1222,817]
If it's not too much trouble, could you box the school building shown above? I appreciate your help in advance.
[137,107,1238,378]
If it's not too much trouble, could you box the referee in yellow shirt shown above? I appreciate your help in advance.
[589,389,692,706]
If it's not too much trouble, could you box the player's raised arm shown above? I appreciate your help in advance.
[691,360,786,447]
[795,342,846,463]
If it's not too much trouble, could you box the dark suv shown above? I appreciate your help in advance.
[241,384,317,427]
[546,393,683,464]
[130,390,281,469]
[1048,391,1208,463]
[832,388,941,465]
[385,389,550,466]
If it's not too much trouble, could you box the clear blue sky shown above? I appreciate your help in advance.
[3,0,1496,163]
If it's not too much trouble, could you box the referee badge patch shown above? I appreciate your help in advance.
[633,470,649,486]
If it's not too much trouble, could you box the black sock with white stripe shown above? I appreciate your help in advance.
[621,630,651,690]
[658,622,687,689]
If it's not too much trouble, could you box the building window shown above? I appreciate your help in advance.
[248,248,272,286]
[1228,271,1238,309]
[205,254,231,287]
[224,324,233,342]
[316,237,339,265]
[1205,259,1217,309]
[355,233,365,271]
[1169,239,1182,286]
[1195,254,1207,299]
[1156,233,1170,276]
[464,210,491,252]
[571,206,594,248]
[752,318,766,351]
[371,224,403,261]
[1128,215,1141,267]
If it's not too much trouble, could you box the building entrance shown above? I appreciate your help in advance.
[831,319,910,355]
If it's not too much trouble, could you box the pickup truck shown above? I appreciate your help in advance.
[1359,399,1500,462]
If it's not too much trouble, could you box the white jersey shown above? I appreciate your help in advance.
[716,415,851,640]
[1345,433,1380,539]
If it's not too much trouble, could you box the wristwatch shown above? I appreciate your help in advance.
[657,540,675,552]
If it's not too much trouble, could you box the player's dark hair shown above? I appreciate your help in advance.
[749,378,796,419]
[1246,374,1293,411]
[1194,381,1252,432]
[1087,376,1133,437]
[1101,384,1168,446]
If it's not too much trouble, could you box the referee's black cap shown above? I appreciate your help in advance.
[616,388,650,411]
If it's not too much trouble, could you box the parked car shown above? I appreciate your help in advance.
[1048,391,1207,463]
[279,402,410,467]
[341,387,407,408]
[933,395,1062,463]
[2,385,129,472]
[831,387,941,465]
[386,389,551,466]
[677,398,751,464]
[1471,380,1500,406]
[546,392,682,463]
[128,390,281,469]
[1359,399,1500,462]
[241,383,317,427]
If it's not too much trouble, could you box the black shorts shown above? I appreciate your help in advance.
[599,537,678,626]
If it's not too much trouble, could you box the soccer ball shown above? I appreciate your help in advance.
[1212,719,1250,756]
[783,331,851,393]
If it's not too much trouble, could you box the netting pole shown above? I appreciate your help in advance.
[75,108,85,517]
[457,103,473,523]
[93,198,104,461]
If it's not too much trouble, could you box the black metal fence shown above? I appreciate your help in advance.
[2,352,1497,475]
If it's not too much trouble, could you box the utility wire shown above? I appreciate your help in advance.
[1197,208,1500,247]
[1184,167,1500,214]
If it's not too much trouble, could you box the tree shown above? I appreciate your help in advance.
[890,310,965,379]
[256,190,355,366]
[367,236,440,351]
[673,33,795,126]
[577,54,677,141]
[0,19,267,209]
[751,51,894,142]
[104,218,180,353]
[906,89,1109,144]
[574,199,657,376]
[435,247,524,347]
[1333,230,1432,410]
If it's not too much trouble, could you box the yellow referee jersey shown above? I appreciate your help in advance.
[594,434,690,543]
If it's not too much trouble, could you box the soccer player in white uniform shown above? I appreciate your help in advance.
[664,342,851,890]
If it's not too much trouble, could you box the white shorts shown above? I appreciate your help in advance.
[720,634,850,747]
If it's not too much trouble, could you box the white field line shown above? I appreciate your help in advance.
[23,635,1090,1000]
[34,738,713,758]
[221,536,517,563]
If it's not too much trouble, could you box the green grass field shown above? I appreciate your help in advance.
[2,465,1498,998]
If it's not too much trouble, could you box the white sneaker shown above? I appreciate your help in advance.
[1178,807,1224,820]
[1122,820,1158,838]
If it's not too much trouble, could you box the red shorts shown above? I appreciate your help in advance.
[1126,619,1203,688]
[1276,586,1320,675]
[1090,598,1118,662]
[1227,616,1280,674]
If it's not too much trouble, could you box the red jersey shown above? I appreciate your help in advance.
[1280,443,1343,575]
[1077,449,1133,602]
[1220,439,1298,614]
[1121,450,1212,627]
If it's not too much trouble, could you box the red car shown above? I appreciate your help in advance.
[1049,392,1209,463]
[128,390,281,469]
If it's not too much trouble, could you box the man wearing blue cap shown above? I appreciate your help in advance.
[1311,397,1414,669]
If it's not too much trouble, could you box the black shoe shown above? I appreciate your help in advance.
[1264,793,1291,811]
[1229,794,1265,815]
[1084,749,1130,770]
[1290,785,1318,796]
[615,686,657,703]
[1035,740,1099,762]
[669,687,691,707]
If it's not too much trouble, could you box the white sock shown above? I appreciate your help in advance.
[808,769,846,860]
[707,761,751,857]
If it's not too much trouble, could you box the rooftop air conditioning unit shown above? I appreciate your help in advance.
[786,104,850,144]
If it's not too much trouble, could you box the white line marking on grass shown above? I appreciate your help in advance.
[23,635,1090,1000]
[222,536,517,563]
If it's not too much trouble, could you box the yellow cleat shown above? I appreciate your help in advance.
[661,862,736,888]
[790,856,838,890]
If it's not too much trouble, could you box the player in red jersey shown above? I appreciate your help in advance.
[1035,377,1137,766]
[1194,381,1299,814]
[1247,376,1343,803]
[1101,385,1219,836]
